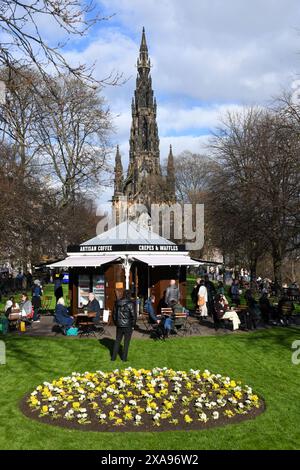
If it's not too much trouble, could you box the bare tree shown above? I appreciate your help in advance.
[0,66,43,178]
[35,74,112,205]
[209,107,300,285]
[174,151,214,204]
[0,0,120,86]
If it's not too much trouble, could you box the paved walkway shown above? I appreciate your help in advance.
[9,314,244,339]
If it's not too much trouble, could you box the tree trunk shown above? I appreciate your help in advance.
[250,261,257,283]
[272,245,283,293]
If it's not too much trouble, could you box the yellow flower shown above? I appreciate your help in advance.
[164,401,173,410]
[72,402,80,409]
[213,383,220,390]
[115,418,123,425]
[250,394,259,402]
[230,380,237,388]
[235,391,242,399]
[184,415,193,423]
[42,405,48,413]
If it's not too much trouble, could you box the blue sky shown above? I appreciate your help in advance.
[58,0,300,201]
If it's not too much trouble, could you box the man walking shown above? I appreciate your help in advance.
[111,290,136,362]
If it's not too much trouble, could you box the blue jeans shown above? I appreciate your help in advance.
[164,317,173,331]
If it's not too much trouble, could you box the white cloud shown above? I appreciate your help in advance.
[61,0,300,203]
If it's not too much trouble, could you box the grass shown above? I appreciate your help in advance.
[1,328,300,449]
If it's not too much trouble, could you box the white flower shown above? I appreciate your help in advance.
[212,411,219,420]
[49,407,55,412]
[153,413,161,421]
[99,413,107,420]
[199,413,208,422]
[238,403,244,409]
[129,400,137,406]
[135,414,142,422]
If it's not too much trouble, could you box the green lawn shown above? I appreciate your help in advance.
[0,328,300,449]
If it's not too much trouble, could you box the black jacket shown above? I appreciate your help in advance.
[214,301,225,320]
[113,299,136,328]
[87,298,101,321]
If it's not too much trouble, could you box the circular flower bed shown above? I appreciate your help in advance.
[21,368,264,432]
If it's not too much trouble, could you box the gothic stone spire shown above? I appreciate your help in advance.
[113,29,176,213]
[124,28,160,203]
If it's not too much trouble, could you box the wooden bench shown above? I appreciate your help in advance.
[161,307,173,316]
[138,311,162,337]
[161,307,191,336]
[41,296,52,311]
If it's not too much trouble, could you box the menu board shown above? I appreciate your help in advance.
[78,274,90,307]
[93,274,105,308]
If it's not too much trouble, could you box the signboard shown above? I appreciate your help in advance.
[67,244,186,253]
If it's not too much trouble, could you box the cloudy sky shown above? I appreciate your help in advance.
[62,0,300,201]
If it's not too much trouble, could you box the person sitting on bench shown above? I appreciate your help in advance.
[214,294,241,331]
[86,292,101,324]
[54,298,74,328]
[144,295,160,324]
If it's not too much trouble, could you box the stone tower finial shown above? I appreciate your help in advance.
[167,144,176,201]
[138,27,150,72]
[114,145,123,196]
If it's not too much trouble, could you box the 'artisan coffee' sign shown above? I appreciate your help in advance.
[67,244,186,253]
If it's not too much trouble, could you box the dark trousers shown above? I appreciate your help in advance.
[32,296,41,321]
[112,327,133,361]
[240,311,256,330]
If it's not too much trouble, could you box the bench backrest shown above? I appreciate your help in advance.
[161,307,173,316]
